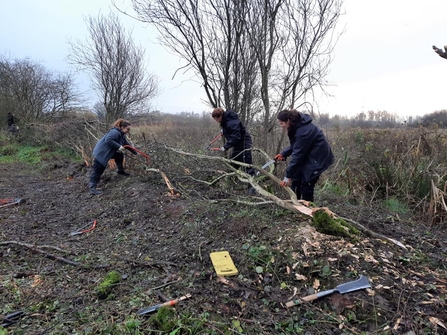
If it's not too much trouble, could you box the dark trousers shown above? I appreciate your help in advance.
[89,153,125,188]
[291,175,320,202]
[231,148,255,176]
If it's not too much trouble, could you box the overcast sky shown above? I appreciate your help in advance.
[1,0,447,118]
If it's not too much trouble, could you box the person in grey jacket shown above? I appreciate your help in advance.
[89,119,137,195]
[275,109,334,202]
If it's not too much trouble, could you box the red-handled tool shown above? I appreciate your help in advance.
[123,145,150,165]
[206,133,223,150]
[70,220,97,236]
[137,294,192,315]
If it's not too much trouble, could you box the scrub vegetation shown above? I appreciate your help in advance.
[0,114,446,334]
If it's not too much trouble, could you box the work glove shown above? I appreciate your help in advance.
[274,154,284,161]
[118,146,126,153]
[280,177,291,187]
[220,147,226,152]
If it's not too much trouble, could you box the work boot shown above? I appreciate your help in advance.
[90,187,103,195]
[117,170,130,176]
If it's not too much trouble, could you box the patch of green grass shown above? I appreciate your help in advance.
[0,143,82,165]
[319,179,350,196]
[382,197,409,215]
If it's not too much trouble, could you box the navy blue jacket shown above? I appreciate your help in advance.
[221,110,252,150]
[280,112,334,183]
[93,127,134,166]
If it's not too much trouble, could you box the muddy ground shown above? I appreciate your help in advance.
[1,145,447,335]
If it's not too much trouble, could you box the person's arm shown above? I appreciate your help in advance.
[281,145,293,158]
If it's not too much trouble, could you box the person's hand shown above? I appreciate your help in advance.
[280,177,291,187]
[118,146,126,153]
[274,154,284,161]
[220,147,226,152]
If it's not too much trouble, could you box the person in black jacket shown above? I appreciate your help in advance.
[89,119,137,195]
[212,107,255,176]
[7,112,18,133]
[275,109,334,202]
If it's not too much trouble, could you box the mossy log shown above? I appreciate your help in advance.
[96,270,121,299]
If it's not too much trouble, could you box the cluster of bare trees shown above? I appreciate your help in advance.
[127,0,343,149]
[68,12,159,125]
[0,56,80,123]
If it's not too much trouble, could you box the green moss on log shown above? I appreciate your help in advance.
[96,270,120,299]
[312,209,359,239]
[149,306,176,332]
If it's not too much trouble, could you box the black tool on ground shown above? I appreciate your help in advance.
[1,311,25,328]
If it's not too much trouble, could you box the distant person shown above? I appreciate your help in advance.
[276,109,334,202]
[211,107,255,176]
[7,112,18,134]
[89,119,137,195]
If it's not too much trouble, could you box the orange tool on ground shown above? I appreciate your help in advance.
[70,220,97,236]
[0,198,24,209]
[137,294,192,315]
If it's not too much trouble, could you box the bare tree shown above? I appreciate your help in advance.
[128,0,342,150]
[68,12,159,124]
[0,55,81,122]
[433,45,447,59]
[127,0,260,125]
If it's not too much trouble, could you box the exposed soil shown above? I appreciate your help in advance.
[1,148,447,335]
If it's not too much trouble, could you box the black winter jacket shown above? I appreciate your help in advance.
[221,110,252,150]
[280,112,334,183]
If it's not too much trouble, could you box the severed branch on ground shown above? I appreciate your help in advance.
[0,241,109,268]
[165,146,408,250]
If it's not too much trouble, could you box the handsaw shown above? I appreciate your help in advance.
[262,159,275,169]
[137,294,192,315]
[286,275,371,307]
[256,159,276,176]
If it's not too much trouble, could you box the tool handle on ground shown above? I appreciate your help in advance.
[285,289,335,307]
[138,295,191,315]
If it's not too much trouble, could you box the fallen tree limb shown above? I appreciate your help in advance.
[0,241,110,268]
[113,254,177,269]
[164,146,409,250]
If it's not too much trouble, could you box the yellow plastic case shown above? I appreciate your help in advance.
[209,251,239,276]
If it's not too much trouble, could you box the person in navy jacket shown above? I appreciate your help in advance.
[89,119,137,195]
[275,109,334,202]
[212,107,255,176]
